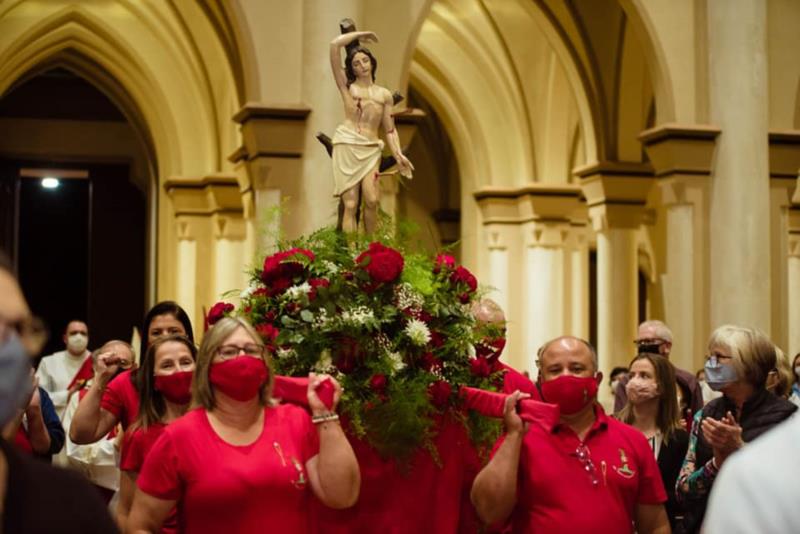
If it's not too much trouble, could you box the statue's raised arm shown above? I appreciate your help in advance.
[328,28,413,234]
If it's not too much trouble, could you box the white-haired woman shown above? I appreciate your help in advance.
[676,325,797,533]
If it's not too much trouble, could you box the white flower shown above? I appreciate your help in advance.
[239,285,257,299]
[404,319,431,346]
[322,260,340,274]
[314,308,330,328]
[466,344,476,359]
[387,351,406,373]
[394,283,425,310]
[340,306,375,326]
[315,349,333,371]
[276,347,296,359]
[286,282,312,300]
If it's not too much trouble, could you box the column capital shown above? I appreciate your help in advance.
[769,130,800,179]
[521,220,573,248]
[211,213,247,240]
[789,205,800,258]
[574,161,654,230]
[638,123,720,179]
[474,183,584,225]
[229,102,311,164]
[164,174,244,216]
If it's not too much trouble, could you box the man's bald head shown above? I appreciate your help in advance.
[472,298,505,325]
[536,336,598,381]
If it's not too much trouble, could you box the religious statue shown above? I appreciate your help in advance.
[329,25,414,233]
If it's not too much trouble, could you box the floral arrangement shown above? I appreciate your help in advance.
[210,224,505,462]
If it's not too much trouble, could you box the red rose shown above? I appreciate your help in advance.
[450,266,478,294]
[402,308,432,323]
[428,380,452,408]
[356,242,404,284]
[264,310,276,322]
[419,351,441,371]
[260,248,315,295]
[470,357,491,378]
[459,293,471,304]
[369,374,387,393]
[207,302,234,326]
[433,254,456,273]
[476,337,507,365]
[308,278,330,301]
[256,323,279,348]
[334,336,362,374]
[428,331,445,348]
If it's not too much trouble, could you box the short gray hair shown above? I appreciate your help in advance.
[639,320,673,343]
[537,336,598,372]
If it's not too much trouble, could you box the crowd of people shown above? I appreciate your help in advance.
[2,250,800,533]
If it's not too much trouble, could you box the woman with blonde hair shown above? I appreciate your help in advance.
[676,325,797,533]
[127,317,360,533]
[617,353,689,530]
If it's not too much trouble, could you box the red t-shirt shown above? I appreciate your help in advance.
[138,404,320,534]
[121,423,177,534]
[100,370,140,430]
[498,405,666,533]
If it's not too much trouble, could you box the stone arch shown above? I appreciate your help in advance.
[0,1,245,304]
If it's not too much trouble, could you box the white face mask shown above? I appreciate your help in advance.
[67,333,88,353]
[795,366,800,380]
[611,379,620,392]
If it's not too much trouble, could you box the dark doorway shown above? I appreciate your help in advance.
[1,162,146,359]
[0,67,148,359]
[17,172,90,358]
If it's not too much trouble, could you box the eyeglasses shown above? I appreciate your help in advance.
[216,343,267,360]
[633,338,665,347]
[705,352,733,366]
[574,443,600,487]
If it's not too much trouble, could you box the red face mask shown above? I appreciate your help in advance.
[154,370,194,404]
[540,374,599,416]
[209,356,269,402]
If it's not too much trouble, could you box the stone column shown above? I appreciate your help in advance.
[789,210,800,357]
[567,220,590,340]
[577,162,654,407]
[232,105,311,249]
[165,175,245,328]
[768,131,800,351]
[476,184,583,374]
[707,0,771,332]
[640,124,720,373]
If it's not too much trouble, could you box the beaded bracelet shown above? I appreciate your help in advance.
[312,412,340,425]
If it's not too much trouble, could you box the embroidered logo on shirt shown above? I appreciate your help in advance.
[291,457,307,489]
[613,447,636,478]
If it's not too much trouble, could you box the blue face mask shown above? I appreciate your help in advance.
[704,357,739,391]
[0,334,33,427]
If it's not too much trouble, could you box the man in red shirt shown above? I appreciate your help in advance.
[471,336,670,533]
[471,299,539,399]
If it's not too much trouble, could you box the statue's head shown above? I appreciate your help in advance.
[345,46,377,85]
